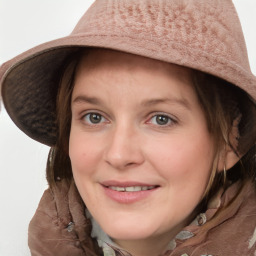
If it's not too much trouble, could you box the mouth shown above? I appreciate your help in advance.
[107,185,157,192]
[101,181,160,203]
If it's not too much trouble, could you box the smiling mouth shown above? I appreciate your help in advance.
[108,185,157,192]
[102,183,159,203]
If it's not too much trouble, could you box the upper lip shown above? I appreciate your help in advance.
[101,180,158,187]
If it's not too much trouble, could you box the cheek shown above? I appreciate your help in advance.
[69,129,100,179]
[147,136,215,223]
[69,130,101,206]
[146,132,215,193]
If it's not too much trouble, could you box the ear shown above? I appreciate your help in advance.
[217,115,242,172]
[217,145,240,172]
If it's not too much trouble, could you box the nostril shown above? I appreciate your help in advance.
[105,159,138,170]
[125,162,136,167]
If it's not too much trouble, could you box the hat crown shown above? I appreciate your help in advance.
[72,0,250,71]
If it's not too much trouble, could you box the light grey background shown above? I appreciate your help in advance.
[0,1,255,255]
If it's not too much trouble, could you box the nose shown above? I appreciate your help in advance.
[104,124,144,170]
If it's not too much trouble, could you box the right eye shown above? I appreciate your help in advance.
[83,113,107,125]
[150,114,172,126]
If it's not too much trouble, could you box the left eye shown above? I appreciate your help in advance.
[83,113,106,124]
[150,115,172,126]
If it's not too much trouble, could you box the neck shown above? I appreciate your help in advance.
[113,230,178,256]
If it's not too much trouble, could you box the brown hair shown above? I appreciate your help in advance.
[46,52,82,186]
[192,72,256,206]
[46,49,256,209]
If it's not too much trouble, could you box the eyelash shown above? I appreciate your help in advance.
[80,111,177,128]
[146,112,177,127]
[81,112,109,126]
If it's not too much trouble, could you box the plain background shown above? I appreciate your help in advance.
[0,1,255,255]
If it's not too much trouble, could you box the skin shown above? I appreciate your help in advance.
[69,49,219,256]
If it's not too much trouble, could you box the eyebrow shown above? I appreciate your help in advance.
[141,97,191,110]
[72,95,191,110]
[72,95,103,105]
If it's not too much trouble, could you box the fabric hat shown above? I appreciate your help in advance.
[1,0,256,146]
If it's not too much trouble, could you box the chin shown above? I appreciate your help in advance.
[100,220,158,241]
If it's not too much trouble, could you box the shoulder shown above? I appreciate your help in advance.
[173,182,256,256]
[204,183,256,255]
[28,180,102,256]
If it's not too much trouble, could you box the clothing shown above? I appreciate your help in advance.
[29,179,256,256]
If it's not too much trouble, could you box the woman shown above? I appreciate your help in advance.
[1,0,256,255]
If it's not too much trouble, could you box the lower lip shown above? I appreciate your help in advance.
[102,186,158,204]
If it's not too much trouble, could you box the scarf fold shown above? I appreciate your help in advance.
[28,179,256,256]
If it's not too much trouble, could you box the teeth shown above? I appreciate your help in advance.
[109,186,155,192]
[114,187,125,192]
[126,186,142,192]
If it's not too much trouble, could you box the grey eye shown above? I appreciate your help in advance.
[151,115,171,125]
[84,113,105,124]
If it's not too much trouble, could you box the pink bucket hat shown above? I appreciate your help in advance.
[1,0,256,146]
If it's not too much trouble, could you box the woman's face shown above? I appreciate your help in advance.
[69,49,215,245]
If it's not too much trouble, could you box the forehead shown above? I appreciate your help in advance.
[75,49,193,85]
[72,49,197,106]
